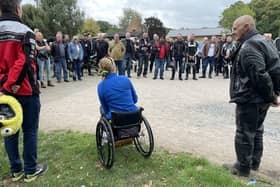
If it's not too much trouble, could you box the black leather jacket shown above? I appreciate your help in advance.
[230,30,280,104]
[173,40,186,58]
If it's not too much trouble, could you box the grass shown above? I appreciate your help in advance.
[0,131,274,187]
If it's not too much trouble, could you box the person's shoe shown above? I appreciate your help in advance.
[193,77,198,80]
[208,75,212,79]
[160,77,164,80]
[41,81,46,88]
[199,75,206,78]
[179,77,183,80]
[64,80,70,83]
[170,77,174,80]
[24,163,48,183]
[78,78,82,81]
[143,75,147,78]
[185,77,189,80]
[88,73,94,76]
[223,163,250,177]
[11,171,24,182]
[47,81,54,87]
[57,80,61,83]
[153,77,157,80]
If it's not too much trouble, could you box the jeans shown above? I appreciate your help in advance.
[72,59,82,80]
[4,96,40,174]
[37,58,51,81]
[55,58,68,81]
[154,58,165,78]
[171,57,184,79]
[137,55,149,76]
[115,60,125,75]
[124,53,133,77]
[202,56,215,77]
[235,103,270,170]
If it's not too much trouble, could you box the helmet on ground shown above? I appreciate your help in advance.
[0,95,23,137]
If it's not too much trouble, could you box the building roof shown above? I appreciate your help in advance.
[167,27,231,38]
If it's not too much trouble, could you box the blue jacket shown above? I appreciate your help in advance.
[98,73,138,119]
[68,42,84,61]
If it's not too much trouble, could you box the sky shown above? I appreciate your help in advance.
[22,0,251,29]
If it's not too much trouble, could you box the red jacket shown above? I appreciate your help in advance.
[0,14,39,96]
[154,42,170,59]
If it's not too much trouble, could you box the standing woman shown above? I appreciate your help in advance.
[68,36,84,81]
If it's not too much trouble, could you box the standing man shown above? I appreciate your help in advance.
[137,32,151,78]
[153,36,169,80]
[274,36,280,56]
[224,15,280,177]
[51,31,69,83]
[96,33,109,64]
[216,34,226,76]
[109,33,126,75]
[0,0,48,182]
[221,35,235,79]
[149,34,159,73]
[171,33,186,80]
[200,36,219,79]
[186,34,198,80]
[81,33,93,76]
[35,32,54,87]
[123,32,135,78]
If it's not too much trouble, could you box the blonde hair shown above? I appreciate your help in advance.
[99,57,116,77]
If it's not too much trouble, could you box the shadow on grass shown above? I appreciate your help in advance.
[0,131,274,187]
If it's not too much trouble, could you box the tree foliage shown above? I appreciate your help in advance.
[22,4,49,35]
[97,20,120,34]
[144,17,166,39]
[40,0,84,37]
[219,1,255,29]
[119,8,142,31]
[250,0,280,37]
[81,18,100,36]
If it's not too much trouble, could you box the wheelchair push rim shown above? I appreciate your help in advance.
[96,120,115,168]
[134,116,154,158]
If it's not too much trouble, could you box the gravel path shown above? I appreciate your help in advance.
[39,71,280,181]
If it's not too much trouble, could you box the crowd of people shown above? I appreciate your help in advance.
[35,29,280,87]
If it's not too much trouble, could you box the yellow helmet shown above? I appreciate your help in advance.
[0,95,23,137]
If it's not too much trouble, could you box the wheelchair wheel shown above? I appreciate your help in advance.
[134,115,154,158]
[96,120,115,168]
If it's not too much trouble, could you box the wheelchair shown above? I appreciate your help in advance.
[96,107,154,169]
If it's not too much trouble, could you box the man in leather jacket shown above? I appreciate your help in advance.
[171,33,186,80]
[224,15,280,177]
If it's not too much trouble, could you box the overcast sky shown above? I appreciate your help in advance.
[22,0,251,29]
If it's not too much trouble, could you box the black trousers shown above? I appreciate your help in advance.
[235,103,270,170]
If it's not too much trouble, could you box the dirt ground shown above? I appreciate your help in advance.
[39,72,280,182]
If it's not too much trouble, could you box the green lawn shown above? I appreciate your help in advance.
[0,131,274,187]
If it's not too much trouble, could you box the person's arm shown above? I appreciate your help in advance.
[80,44,84,61]
[3,32,35,94]
[97,83,109,116]
[129,79,138,103]
[241,45,276,103]
[121,43,126,57]
[68,43,73,61]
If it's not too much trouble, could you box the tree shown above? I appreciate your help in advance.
[250,0,280,37]
[144,17,166,39]
[119,8,142,31]
[97,20,120,34]
[219,1,255,29]
[81,18,100,36]
[22,4,49,35]
[40,0,84,37]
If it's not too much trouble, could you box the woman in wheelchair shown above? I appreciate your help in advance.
[96,56,154,168]
[97,56,139,119]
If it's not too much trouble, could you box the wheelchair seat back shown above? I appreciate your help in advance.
[111,109,143,139]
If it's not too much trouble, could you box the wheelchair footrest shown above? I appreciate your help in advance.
[115,138,133,148]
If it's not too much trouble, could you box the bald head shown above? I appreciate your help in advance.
[232,15,256,41]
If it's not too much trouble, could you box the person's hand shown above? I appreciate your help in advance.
[11,85,20,94]
[0,92,4,97]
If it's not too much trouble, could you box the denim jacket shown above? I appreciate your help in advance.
[68,42,84,61]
